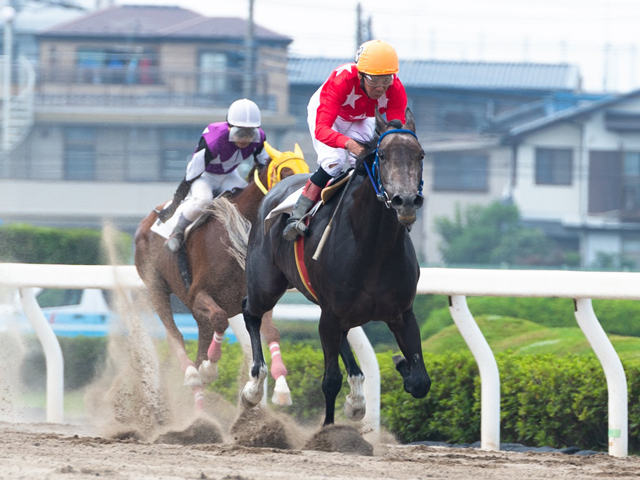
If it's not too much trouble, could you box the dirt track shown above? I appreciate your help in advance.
[1,420,639,480]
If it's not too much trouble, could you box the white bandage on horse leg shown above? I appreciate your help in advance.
[344,374,366,421]
[269,341,288,379]
[207,331,225,363]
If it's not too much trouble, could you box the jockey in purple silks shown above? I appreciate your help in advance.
[158,98,270,252]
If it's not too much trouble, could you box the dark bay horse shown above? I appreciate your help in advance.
[239,110,431,426]
[134,143,308,408]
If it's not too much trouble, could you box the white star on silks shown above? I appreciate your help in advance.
[342,87,362,109]
[377,93,389,109]
[335,64,353,76]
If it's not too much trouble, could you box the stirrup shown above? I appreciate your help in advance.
[165,232,184,253]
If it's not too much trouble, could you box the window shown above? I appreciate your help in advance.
[64,127,96,180]
[535,148,572,185]
[76,47,158,85]
[161,128,199,181]
[433,153,488,192]
[199,50,244,95]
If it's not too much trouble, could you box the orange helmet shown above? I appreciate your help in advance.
[355,40,399,75]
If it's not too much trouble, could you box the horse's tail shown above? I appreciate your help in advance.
[206,197,251,270]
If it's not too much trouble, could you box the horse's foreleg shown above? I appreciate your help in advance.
[192,291,230,384]
[339,333,366,421]
[260,310,292,406]
[389,309,431,399]
[319,315,344,426]
[240,297,268,408]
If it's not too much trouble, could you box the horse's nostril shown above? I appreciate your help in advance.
[414,195,424,208]
[391,195,404,208]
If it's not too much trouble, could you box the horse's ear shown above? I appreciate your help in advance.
[403,107,416,133]
[294,143,304,159]
[375,108,387,135]
[263,141,280,160]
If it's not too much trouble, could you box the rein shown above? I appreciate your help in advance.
[363,128,424,208]
[254,155,309,195]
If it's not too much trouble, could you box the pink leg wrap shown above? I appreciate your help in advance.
[193,386,205,411]
[207,331,225,363]
[269,342,288,379]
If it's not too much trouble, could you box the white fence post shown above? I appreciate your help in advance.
[347,326,380,442]
[19,287,64,423]
[573,298,628,457]
[449,295,500,451]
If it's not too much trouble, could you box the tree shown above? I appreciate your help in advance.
[434,201,570,266]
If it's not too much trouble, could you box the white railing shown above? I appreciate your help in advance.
[0,263,380,437]
[418,268,634,457]
[0,263,633,456]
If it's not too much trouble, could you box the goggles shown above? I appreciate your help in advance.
[363,74,394,87]
[229,126,260,144]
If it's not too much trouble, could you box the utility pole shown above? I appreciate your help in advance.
[356,3,363,50]
[243,0,255,99]
[2,5,14,154]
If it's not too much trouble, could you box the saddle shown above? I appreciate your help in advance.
[264,170,354,234]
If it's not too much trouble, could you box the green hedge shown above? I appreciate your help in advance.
[21,336,108,391]
[0,223,131,265]
[381,351,640,452]
[419,296,640,339]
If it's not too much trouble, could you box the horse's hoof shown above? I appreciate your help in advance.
[240,382,262,408]
[239,364,268,408]
[344,374,366,421]
[198,360,218,384]
[184,365,202,387]
[344,395,366,421]
[271,376,293,406]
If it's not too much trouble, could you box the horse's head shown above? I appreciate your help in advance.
[259,142,309,191]
[363,108,424,227]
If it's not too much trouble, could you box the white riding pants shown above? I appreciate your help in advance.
[181,170,247,221]
[307,88,376,177]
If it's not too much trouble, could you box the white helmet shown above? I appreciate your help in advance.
[227,98,261,127]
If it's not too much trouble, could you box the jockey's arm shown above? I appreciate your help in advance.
[185,137,214,182]
[253,141,270,166]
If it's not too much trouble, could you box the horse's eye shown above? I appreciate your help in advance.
[420,150,425,160]
[378,150,385,160]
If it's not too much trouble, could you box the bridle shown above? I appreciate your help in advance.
[363,128,424,208]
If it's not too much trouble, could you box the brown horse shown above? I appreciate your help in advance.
[134,143,308,408]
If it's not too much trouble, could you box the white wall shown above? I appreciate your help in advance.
[421,147,510,264]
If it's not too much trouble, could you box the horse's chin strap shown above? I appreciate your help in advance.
[364,128,424,208]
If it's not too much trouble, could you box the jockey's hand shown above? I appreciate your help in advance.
[345,139,365,158]
[157,204,177,223]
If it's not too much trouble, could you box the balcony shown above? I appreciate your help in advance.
[34,66,282,113]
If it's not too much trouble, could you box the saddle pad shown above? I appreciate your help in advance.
[321,170,353,204]
[264,187,303,233]
[150,200,203,240]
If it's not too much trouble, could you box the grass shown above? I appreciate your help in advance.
[423,314,640,361]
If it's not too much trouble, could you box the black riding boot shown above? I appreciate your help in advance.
[282,194,315,241]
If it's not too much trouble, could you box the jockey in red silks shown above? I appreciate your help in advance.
[158,98,270,252]
[283,39,408,241]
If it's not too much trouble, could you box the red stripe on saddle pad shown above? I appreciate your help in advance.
[294,235,318,301]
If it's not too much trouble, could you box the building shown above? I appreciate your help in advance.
[0,5,294,232]
[503,90,640,268]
